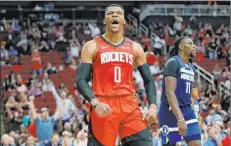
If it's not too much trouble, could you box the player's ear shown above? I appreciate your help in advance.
[124,19,127,25]
[179,45,183,51]
[103,19,106,24]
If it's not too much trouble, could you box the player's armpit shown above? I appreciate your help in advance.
[80,40,97,64]
[76,62,96,102]
[137,64,157,105]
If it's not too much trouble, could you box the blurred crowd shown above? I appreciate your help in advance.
[1,8,230,146]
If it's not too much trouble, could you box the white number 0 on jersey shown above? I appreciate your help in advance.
[114,67,121,83]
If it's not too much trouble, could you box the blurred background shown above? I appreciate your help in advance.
[0,1,230,146]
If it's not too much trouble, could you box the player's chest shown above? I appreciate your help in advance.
[177,67,194,82]
[97,46,135,66]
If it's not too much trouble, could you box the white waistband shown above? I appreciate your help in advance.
[160,119,198,133]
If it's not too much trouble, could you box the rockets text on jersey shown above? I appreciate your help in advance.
[92,36,136,96]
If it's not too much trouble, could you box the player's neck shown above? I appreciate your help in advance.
[103,32,124,45]
[178,53,189,64]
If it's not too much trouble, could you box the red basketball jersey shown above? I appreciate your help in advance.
[92,36,136,96]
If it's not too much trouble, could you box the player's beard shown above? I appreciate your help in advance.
[188,52,195,63]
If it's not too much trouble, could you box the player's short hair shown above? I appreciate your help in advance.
[105,4,125,16]
[169,36,189,57]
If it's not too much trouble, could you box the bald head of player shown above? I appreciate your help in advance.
[104,4,126,34]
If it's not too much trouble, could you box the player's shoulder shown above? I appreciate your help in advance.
[165,57,179,68]
[82,39,97,52]
[124,37,133,43]
[83,39,97,48]
[131,40,143,52]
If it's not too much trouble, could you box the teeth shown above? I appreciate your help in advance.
[112,20,119,24]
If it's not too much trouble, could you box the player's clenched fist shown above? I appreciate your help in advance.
[94,102,112,117]
[143,108,157,124]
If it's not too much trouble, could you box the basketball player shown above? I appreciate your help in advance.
[159,36,201,146]
[76,4,157,146]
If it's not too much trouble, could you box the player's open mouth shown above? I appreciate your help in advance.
[111,20,120,25]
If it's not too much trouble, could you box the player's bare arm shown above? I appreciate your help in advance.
[165,76,187,136]
[76,40,112,117]
[133,42,157,123]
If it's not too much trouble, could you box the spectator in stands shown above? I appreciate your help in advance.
[27,74,39,87]
[152,33,166,55]
[46,63,57,75]
[208,38,219,59]
[3,72,15,91]
[8,45,18,56]
[74,129,88,146]
[18,93,30,112]
[212,64,222,85]
[31,49,42,75]
[22,38,34,56]
[45,133,60,146]
[204,84,217,99]
[69,40,81,57]
[220,92,230,112]
[56,35,67,52]
[39,40,50,52]
[49,83,76,123]
[1,134,10,146]
[58,82,66,91]
[224,75,230,88]
[225,49,230,66]
[15,81,28,94]
[8,136,15,146]
[151,130,161,146]
[41,72,52,92]
[63,47,73,65]
[182,25,193,36]
[68,59,77,71]
[141,34,151,51]
[206,108,222,124]
[5,96,19,119]
[21,135,38,146]
[150,62,161,76]
[214,121,226,139]
[19,124,27,139]
[203,126,222,146]
[222,127,230,146]
[83,25,91,36]
[29,99,62,146]
[9,111,22,132]
[1,41,10,66]
[222,66,230,79]
[63,122,72,132]
[28,81,42,97]
[88,23,101,38]
[173,15,183,36]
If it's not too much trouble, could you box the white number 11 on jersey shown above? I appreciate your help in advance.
[186,82,191,94]
[114,67,121,83]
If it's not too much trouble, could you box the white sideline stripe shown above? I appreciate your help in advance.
[180,68,194,76]
[160,119,198,132]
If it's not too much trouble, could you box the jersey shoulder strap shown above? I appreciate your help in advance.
[171,56,182,74]
[172,55,184,67]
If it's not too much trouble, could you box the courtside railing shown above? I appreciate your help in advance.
[193,63,215,88]
[193,63,230,96]
[140,4,230,21]
[127,14,139,36]
[219,82,230,97]
[139,23,149,37]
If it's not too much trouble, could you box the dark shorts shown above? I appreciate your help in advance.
[88,126,153,146]
[159,104,201,145]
